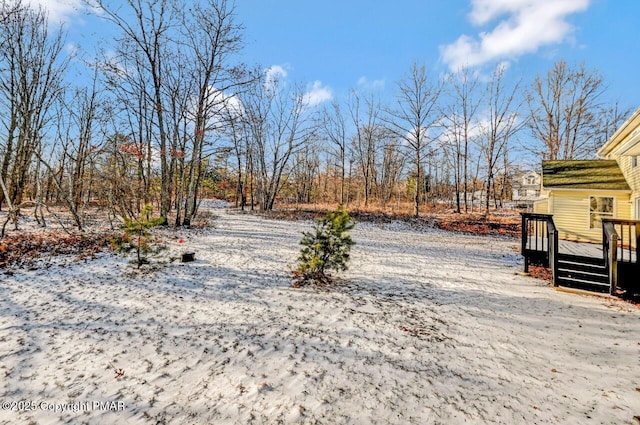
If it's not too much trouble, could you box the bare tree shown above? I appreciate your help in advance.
[349,90,385,207]
[36,72,104,230]
[591,101,633,149]
[379,138,405,207]
[480,65,523,214]
[290,140,320,204]
[527,60,606,160]
[319,100,348,204]
[93,0,247,224]
[386,61,444,217]
[102,45,156,213]
[217,91,250,210]
[242,74,312,211]
[0,1,68,222]
[179,0,245,225]
[94,0,182,224]
[443,67,482,213]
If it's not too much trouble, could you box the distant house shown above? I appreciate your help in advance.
[512,170,541,208]
[534,108,640,242]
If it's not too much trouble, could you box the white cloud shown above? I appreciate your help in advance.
[440,0,590,71]
[357,76,385,90]
[187,86,245,131]
[26,0,85,24]
[264,65,288,90]
[302,81,333,107]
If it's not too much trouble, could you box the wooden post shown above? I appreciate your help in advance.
[609,233,618,295]
[634,222,639,263]
[521,214,529,273]
[549,222,558,287]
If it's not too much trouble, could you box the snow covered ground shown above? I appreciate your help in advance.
[1,207,638,424]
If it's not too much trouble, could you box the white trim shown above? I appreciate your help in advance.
[598,107,640,157]
[542,187,631,194]
[617,131,640,156]
[588,195,615,230]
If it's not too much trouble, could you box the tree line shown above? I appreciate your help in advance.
[0,0,630,233]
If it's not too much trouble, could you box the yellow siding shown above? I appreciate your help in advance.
[549,190,631,242]
[600,113,640,219]
[606,154,640,219]
[533,199,548,214]
[615,155,640,193]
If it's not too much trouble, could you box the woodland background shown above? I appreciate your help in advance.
[0,0,631,234]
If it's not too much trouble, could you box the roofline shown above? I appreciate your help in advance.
[543,187,632,193]
[542,159,618,164]
[597,107,640,157]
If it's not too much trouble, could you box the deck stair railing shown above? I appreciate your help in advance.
[522,215,638,295]
[602,219,639,295]
[521,213,558,285]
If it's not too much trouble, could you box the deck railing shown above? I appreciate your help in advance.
[602,221,618,295]
[602,219,639,295]
[521,213,558,286]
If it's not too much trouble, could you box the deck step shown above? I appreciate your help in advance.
[557,261,607,275]
[557,269,608,284]
[557,253,605,266]
[556,277,610,293]
[555,253,610,293]
[558,270,609,286]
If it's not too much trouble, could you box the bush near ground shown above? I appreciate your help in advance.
[111,205,165,268]
[292,207,355,287]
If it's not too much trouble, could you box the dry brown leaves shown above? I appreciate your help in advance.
[528,265,553,284]
[263,207,521,238]
[0,230,115,269]
[433,214,521,237]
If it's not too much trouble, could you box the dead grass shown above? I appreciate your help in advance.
[0,204,218,270]
[0,230,115,270]
[265,202,522,238]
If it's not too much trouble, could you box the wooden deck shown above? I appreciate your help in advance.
[521,214,639,296]
[560,239,637,262]
[558,240,603,257]
[528,237,637,261]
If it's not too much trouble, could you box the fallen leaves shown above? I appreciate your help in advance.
[0,230,115,269]
[529,266,553,283]
[433,215,520,237]
[265,208,521,237]
[107,362,125,379]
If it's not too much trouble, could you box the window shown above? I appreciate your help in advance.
[632,156,638,168]
[526,175,537,185]
[518,189,527,197]
[589,196,614,229]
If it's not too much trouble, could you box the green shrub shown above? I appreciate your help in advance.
[293,206,355,287]
[111,205,164,268]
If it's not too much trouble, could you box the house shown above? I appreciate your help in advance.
[534,107,640,242]
[511,170,541,208]
[598,108,640,220]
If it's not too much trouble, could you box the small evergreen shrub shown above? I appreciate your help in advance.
[111,205,165,268]
[292,206,355,287]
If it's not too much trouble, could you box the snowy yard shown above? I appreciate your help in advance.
[1,208,639,424]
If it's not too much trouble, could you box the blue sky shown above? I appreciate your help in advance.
[35,0,640,111]
[233,0,639,109]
